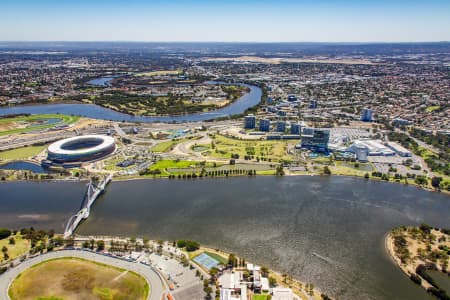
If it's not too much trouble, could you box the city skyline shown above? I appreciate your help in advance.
[1,0,450,42]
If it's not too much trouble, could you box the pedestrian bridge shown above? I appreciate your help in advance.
[64,174,112,238]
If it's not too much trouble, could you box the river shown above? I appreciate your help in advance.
[0,82,261,123]
[0,176,448,300]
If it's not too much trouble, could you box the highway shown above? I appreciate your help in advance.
[0,250,167,300]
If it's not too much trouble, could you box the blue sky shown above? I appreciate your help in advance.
[1,0,449,42]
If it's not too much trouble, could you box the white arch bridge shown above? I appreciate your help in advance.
[64,174,113,238]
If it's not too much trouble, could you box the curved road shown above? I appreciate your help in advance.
[0,250,166,300]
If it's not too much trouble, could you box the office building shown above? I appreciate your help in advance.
[300,127,330,152]
[259,119,271,132]
[290,122,303,134]
[244,114,256,129]
[361,108,373,122]
[276,121,286,132]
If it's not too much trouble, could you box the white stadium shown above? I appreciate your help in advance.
[46,135,115,163]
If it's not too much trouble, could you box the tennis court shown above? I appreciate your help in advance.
[193,252,220,270]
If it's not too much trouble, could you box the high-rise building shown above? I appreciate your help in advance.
[276,121,286,132]
[287,95,297,102]
[361,108,373,122]
[300,127,330,152]
[244,114,256,129]
[259,119,271,132]
[290,122,302,134]
[309,99,318,109]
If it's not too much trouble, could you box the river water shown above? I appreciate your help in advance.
[0,161,49,173]
[0,176,448,300]
[0,83,261,123]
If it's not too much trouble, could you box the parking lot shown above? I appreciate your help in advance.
[146,252,204,300]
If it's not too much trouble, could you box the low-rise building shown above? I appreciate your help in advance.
[386,141,412,157]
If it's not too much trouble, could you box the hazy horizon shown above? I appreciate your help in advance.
[1,0,450,43]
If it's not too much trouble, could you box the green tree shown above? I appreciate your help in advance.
[0,229,12,240]
[96,240,105,251]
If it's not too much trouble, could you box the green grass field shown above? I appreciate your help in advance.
[0,114,79,136]
[330,161,372,177]
[150,160,197,170]
[150,140,181,152]
[425,106,440,112]
[209,134,294,162]
[253,295,269,300]
[9,257,149,300]
[0,145,47,161]
[0,234,30,263]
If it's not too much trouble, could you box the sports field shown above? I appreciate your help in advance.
[0,145,46,160]
[9,257,149,300]
[193,253,220,270]
[0,114,79,136]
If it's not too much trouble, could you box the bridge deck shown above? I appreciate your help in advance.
[64,174,112,238]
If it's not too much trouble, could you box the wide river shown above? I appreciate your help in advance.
[0,176,448,300]
[0,83,261,123]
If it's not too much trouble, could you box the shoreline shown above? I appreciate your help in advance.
[73,235,332,300]
[1,170,448,196]
[0,82,258,120]
[385,227,450,295]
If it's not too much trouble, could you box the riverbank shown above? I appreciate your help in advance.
[0,230,331,300]
[386,226,450,299]
[1,167,449,196]
[0,83,262,123]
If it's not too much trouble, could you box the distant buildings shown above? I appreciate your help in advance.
[244,114,256,129]
[300,127,330,152]
[361,108,373,122]
[291,121,306,135]
[276,121,286,132]
[386,141,412,157]
[287,95,297,102]
[290,122,302,134]
[392,117,412,126]
[259,119,271,132]
[309,99,318,109]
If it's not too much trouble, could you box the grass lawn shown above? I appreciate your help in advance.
[425,106,440,112]
[256,169,276,175]
[151,140,181,153]
[0,234,30,263]
[150,160,197,170]
[0,145,47,161]
[9,257,149,300]
[0,114,79,136]
[210,134,293,162]
[253,295,269,300]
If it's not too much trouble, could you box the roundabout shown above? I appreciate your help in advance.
[0,250,166,300]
